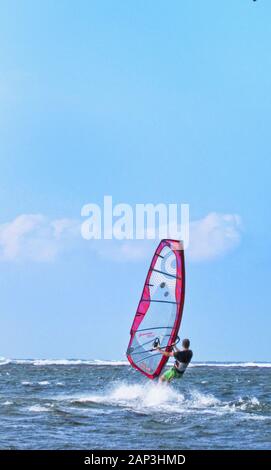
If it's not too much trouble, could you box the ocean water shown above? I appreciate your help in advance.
[0,358,270,450]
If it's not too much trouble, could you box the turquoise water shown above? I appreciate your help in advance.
[0,359,270,450]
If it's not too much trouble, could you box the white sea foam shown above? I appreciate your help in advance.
[13,359,129,366]
[33,359,86,366]
[0,357,11,366]
[237,396,260,411]
[240,414,270,421]
[190,362,271,368]
[69,382,264,420]
[1,357,271,368]
[22,380,51,386]
[32,359,128,366]
[70,382,223,416]
[28,404,51,413]
[92,360,129,366]
[72,384,184,417]
[189,390,220,408]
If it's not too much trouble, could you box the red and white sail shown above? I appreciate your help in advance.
[126,239,185,379]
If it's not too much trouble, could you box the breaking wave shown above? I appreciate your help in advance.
[0,358,128,366]
[1,357,271,368]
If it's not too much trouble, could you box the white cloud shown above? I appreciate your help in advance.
[94,212,242,263]
[187,212,242,262]
[0,212,242,263]
[0,214,79,262]
[94,239,155,263]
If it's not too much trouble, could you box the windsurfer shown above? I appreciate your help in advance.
[155,338,193,383]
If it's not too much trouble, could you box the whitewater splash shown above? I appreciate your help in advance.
[69,382,263,418]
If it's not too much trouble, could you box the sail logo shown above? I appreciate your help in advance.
[138,332,155,338]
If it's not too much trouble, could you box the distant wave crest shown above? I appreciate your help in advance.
[0,357,270,368]
[190,362,271,368]
[0,358,128,366]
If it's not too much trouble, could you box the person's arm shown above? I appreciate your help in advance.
[156,347,174,358]
[173,344,181,353]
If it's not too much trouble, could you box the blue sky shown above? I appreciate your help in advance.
[0,0,270,361]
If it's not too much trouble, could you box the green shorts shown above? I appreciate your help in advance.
[162,367,183,382]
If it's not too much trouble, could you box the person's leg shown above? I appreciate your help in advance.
[159,374,167,384]
[159,368,174,383]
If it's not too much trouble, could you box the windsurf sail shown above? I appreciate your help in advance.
[126,239,185,379]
